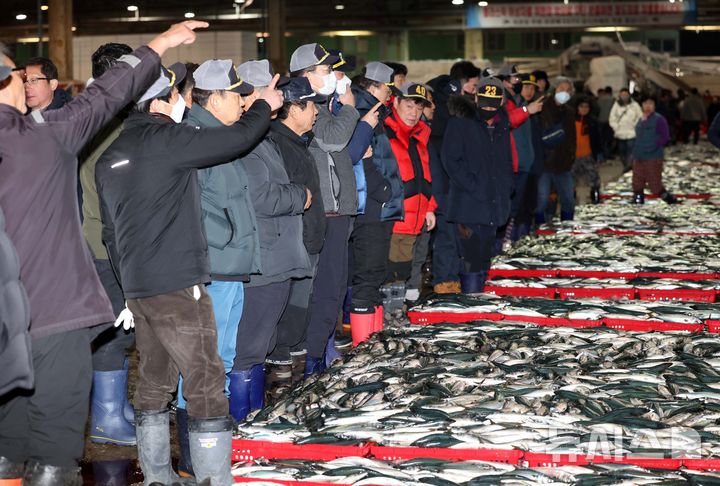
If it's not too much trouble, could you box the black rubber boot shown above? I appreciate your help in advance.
[0,456,24,480]
[633,192,645,204]
[660,191,679,204]
[175,408,194,479]
[590,186,601,204]
[264,360,292,405]
[290,349,307,387]
[23,462,82,486]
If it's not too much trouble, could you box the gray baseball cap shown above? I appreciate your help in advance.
[137,62,187,103]
[237,59,273,88]
[289,43,339,73]
[364,62,394,85]
[194,59,253,95]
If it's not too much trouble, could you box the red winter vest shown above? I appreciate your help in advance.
[385,109,437,236]
[505,96,529,173]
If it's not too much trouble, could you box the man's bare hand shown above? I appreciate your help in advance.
[528,96,545,115]
[148,21,209,56]
[361,101,383,128]
[304,188,313,210]
[258,74,284,112]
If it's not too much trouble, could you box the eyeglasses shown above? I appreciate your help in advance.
[23,76,49,86]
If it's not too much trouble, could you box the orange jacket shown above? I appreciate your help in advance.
[384,108,437,235]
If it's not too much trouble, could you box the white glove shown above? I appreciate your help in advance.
[114,303,135,331]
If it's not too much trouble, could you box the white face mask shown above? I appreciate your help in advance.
[317,72,337,96]
[169,96,186,123]
[336,74,352,95]
[554,91,571,105]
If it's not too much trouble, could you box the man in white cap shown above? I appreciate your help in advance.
[96,59,283,485]
[0,20,209,485]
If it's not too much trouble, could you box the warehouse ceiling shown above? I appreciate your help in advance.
[3,0,720,40]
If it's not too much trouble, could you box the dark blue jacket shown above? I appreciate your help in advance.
[353,87,404,222]
[186,104,261,280]
[529,113,545,175]
[347,120,374,214]
[442,96,514,227]
[633,112,670,161]
[710,112,720,150]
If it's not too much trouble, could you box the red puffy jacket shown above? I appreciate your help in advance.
[385,109,437,236]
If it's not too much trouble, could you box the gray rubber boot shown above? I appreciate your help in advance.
[188,415,233,486]
[135,410,179,486]
[22,462,82,486]
[0,455,24,480]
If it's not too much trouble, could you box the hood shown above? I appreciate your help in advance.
[447,95,478,119]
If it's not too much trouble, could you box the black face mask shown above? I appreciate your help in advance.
[477,108,497,121]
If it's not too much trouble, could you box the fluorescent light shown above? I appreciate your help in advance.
[184,12,195,18]
[234,0,245,3]
[40,5,48,10]
[16,14,27,20]
[682,25,720,30]
[127,5,138,12]
[478,1,488,5]
[451,0,464,5]
[335,4,345,9]
[564,0,569,4]
[585,26,638,32]
[320,30,374,36]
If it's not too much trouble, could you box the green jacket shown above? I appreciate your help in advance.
[186,104,261,279]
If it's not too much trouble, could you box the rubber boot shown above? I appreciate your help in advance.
[660,191,679,204]
[22,462,81,486]
[590,186,601,204]
[188,416,233,486]
[227,370,251,422]
[92,460,130,486]
[334,333,352,355]
[304,355,326,379]
[264,361,292,405]
[135,410,178,486]
[350,307,375,346]
[122,358,135,425]
[374,305,384,333]
[534,212,546,225]
[175,408,194,479]
[90,369,137,446]
[633,192,645,204]
[560,210,574,222]
[289,349,307,387]
[325,335,342,368]
[516,223,531,241]
[460,272,486,294]
[0,456,23,485]
[249,364,265,413]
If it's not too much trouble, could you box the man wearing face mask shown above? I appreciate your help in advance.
[609,88,642,172]
[96,63,284,486]
[442,77,513,293]
[536,77,577,223]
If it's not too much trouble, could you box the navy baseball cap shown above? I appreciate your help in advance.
[281,77,326,103]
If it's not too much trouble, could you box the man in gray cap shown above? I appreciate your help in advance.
[171,58,264,479]
[284,43,364,379]
[0,20,209,485]
[96,58,283,485]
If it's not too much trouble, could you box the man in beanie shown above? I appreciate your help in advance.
[96,59,283,485]
[0,20,209,485]
[443,77,513,294]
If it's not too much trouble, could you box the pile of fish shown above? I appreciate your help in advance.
[603,143,720,197]
[540,201,720,235]
[487,276,720,291]
[231,456,720,485]
[414,293,720,323]
[239,322,720,459]
[494,234,720,274]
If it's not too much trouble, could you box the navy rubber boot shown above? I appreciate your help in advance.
[534,212,546,225]
[249,364,265,412]
[341,287,352,325]
[175,408,194,479]
[228,370,251,422]
[90,369,136,446]
[122,358,135,425]
[304,356,326,380]
[460,272,487,294]
[560,210,574,221]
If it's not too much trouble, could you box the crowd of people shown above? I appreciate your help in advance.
[2,19,720,486]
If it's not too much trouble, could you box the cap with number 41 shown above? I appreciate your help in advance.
[476,76,504,109]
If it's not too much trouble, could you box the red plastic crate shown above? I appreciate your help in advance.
[370,445,523,463]
[637,288,718,303]
[602,318,704,333]
[234,479,349,486]
[706,320,720,334]
[484,286,557,298]
[557,287,636,300]
[535,229,557,236]
[488,268,559,278]
[232,439,370,462]
[681,458,720,471]
[522,452,616,467]
[637,271,720,280]
[557,269,639,279]
[616,456,684,470]
[407,311,503,325]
